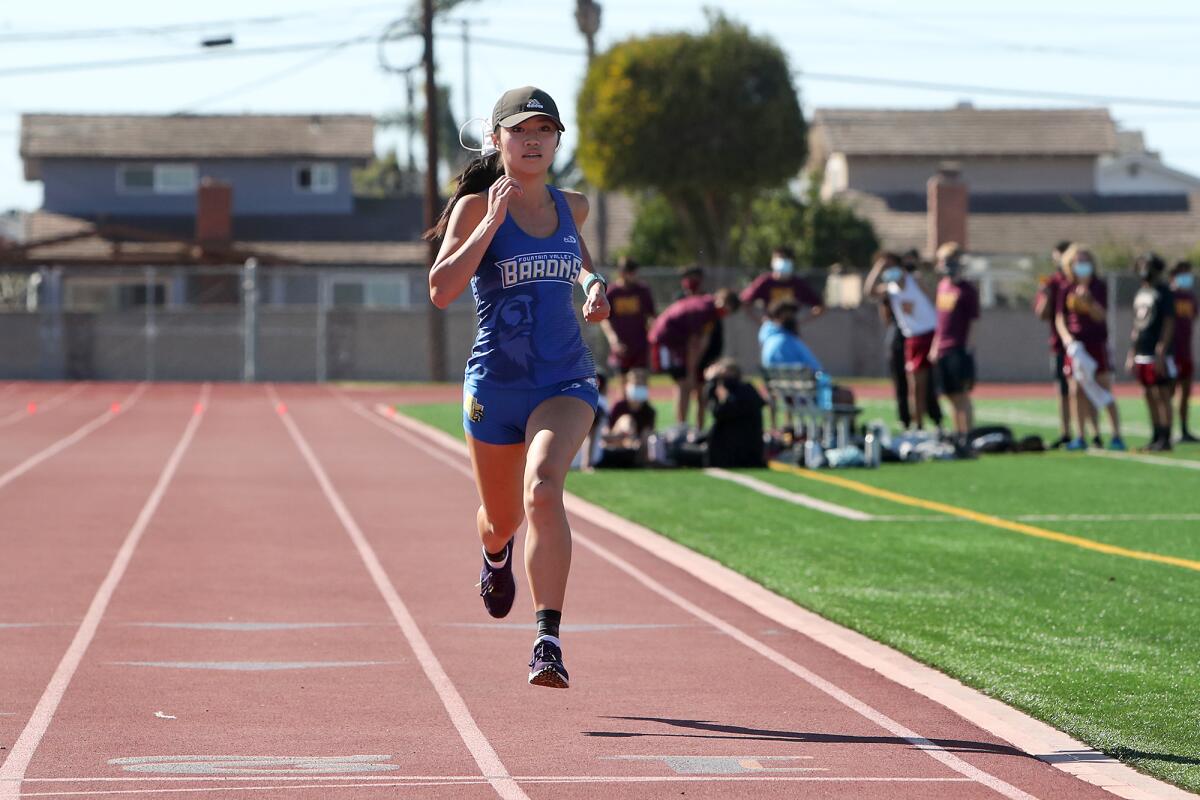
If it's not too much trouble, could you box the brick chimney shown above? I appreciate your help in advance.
[927,165,968,255]
[195,178,233,246]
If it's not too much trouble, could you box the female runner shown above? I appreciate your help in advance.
[425,86,609,688]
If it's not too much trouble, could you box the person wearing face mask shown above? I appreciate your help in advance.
[1054,244,1125,451]
[740,246,826,335]
[601,256,656,396]
[648,288,741,432]
[1170,262,1197,442]
[864,248,939,430]
[677,266,725,384]
[1127,254,1177,451]
[601,369,658,466]
[1034,241,1075,447]
[929,243,979,450]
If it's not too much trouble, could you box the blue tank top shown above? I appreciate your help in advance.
[464,185,595,389]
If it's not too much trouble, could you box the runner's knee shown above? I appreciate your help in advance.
[524,474,564,521]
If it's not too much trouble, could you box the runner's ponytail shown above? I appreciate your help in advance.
[423,152,504,241]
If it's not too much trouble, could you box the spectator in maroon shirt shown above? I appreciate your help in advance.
[600,256,657,396]
[739,246,825,333]
[1170,261,1197,442]
[1033,240,1074,447]
[1055,244,1125,450]
[648,289,740,431]
[930,242,979,446]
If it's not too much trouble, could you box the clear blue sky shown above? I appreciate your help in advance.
[2,0,1199,212]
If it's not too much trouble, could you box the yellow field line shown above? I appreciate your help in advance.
[768,461,1200,573]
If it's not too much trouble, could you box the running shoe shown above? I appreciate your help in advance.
[1091,435,1104,449]
[528,637,569,689]
[1065,437,1088,451]
[478,541,516,619]
[1049,435,1072,449]
[1180,431,1199,443]
[1108,436,1127,451]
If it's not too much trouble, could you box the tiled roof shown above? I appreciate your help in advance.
[20,114,375,167]
[810,107,1118,159]
[841,190,1200,257]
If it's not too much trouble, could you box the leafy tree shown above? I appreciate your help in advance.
[577,13,805,266]
[799,183,880,269]
[730,188,806,270]
[352,149,411,197]
[622,192,693,266]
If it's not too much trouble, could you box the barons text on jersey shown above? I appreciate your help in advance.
[498,251,582,289]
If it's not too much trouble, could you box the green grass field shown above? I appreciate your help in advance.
[397,391,1200,793]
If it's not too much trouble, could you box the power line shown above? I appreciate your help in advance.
[796,70,1200,112]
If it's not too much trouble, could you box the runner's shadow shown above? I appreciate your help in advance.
[584,716,1028,758]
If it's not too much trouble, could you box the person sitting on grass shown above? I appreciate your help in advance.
[1170,261,1197,443]
[600,368,658,467]
[1127,254,1177,452]
[759,299,823,434]
[703,358,766,469]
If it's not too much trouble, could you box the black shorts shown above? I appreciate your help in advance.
[1051,351,1068,397]
[937,348,976,395]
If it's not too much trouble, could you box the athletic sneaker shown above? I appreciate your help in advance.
[1049,435,1072,449]
[1180,431,1199,443]
[478,541,516,619]
[528,637,569,689]
[1091,435,1104,449]
[1144,438,1173,453]
[1108,436,1127,451]
[1065,437,1088,451]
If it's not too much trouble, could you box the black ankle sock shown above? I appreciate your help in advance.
[484,545,508,563]
[535,609,561,640]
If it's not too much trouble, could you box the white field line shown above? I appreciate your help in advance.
[0,383,87,429]
[1086,449,1200,471]
[269,387,527,800]
[0,383,148,494]
[704,468,873,520]
[367,399,1195,800]
[354,401,1038,800]
[974,406,1154,438]
[0,384,210,799]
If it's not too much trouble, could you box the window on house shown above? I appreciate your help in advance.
[118,164,197,194]
[295,162,337,194]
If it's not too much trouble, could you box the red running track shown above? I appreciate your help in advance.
[0,383,1134,799]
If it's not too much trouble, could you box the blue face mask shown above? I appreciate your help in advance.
[882,267,903,284]
[1074,262,1094,280]
[772,258,795,277]
[1176,274,1195,290]
[628,385,650,403]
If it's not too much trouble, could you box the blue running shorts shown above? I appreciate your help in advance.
[463,377,600,445]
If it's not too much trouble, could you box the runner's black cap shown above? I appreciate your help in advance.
[492,86,564,131]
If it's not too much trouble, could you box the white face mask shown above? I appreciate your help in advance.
[628,385,650,403]
[772,258,795,277]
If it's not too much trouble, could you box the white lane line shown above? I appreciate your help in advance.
[0,383,87,429]
[963,407,1155,438]
[352,401,1036,800]
[268,386,528,800]
[370,401,1196,800]
[0,383,148,494]
[0,384,210,799]
[1087,449,1200,471]
[704,468,874,520]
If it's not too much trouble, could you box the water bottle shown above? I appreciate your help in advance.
[864,426,881,468]
[816,371,832,410]
[804,438,825,469]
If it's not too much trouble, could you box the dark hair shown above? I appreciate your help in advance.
[772,246,795,259]
[1054,240,1072,255]
[1135,252,1166,277]
[617,255,639,273]
[1173,260,1193,275]
[714,287,741,313]
[423,152,504,241]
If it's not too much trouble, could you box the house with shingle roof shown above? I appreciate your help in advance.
[808,105,1200,258]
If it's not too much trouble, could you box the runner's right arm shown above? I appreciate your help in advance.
[428,177,523,308]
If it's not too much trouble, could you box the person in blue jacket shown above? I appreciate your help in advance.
[425,87,610,689]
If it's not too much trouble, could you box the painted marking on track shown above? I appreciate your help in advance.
[268,386,528,800]
[111,661,403,671]
[0,384,210,800]
[352,400,1038,800]
[121,622,386,631]
[0,383,87,429]
[0,623,76,629]
[440,622,697,632]
[0,383,148,495]
[1087,449,1200,471]
[769,460,1200,573]
[602,755,818,774]
[704,468,873,520]
[9,773,971,785]
[108,755,400,775]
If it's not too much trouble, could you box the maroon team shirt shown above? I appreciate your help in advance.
[1036,272,1068,354]
[934,277,979,356]
[605,280,656,358]
[739,274,823,314]
[609,398,657,435]
[649,295,719,352]
[1055,277,1109,346]
[1175,289,1196,361]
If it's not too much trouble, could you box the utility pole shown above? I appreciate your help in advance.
[575,0,607,267]
[461,20,471,126]
[423,0,446,382]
